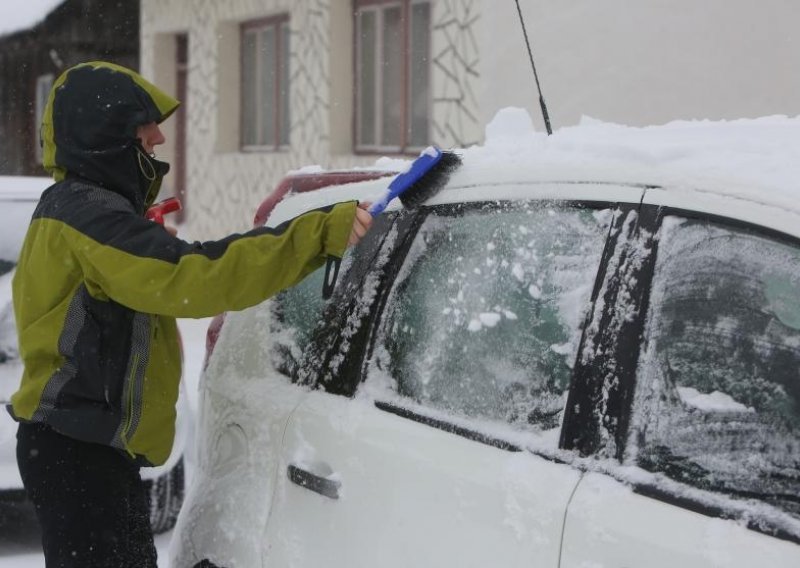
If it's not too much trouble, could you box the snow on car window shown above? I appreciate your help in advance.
[269,266,328,378]
[629,216,800,520]
[211,252,354,384]
[367,201,610,440]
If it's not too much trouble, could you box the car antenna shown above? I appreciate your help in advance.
[514,0,553,135]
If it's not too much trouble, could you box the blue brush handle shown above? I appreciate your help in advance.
[368,146,443,215]
[325,147,444,300]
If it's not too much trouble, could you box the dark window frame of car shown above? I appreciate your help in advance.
[560,203,660,458]
[354,0,432,155]
[279,193,800,545]
[288,211,409,392]
[240,14,291,152]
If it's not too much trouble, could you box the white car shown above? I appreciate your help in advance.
[172,119,800,567]
[0,176,190,534]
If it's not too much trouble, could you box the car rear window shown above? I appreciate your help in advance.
[629,216,800,520]
[366,201,612,441]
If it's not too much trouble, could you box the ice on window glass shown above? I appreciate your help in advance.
[372,202,610,438]
[630,216,800,519]
[270,260,336,378]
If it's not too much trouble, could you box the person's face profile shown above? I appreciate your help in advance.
[136,122,166,154]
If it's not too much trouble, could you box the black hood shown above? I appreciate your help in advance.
[41,61,180,213]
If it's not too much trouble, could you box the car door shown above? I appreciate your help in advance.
[560,191,800,567]
[262,188,640,567]
[172,251,346,567]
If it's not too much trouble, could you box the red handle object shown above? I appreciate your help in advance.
[145,197,182,225]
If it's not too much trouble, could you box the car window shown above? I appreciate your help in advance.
[366,202,612,441]
[269,266,328,379]
[270,252,354,379]
[628,216,800,520]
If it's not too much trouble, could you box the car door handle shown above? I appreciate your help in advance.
[287,464,341,500]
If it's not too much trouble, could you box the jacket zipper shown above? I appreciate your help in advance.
[120,315,156,459]
[121,353,140,458]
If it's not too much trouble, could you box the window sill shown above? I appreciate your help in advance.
[239,145,291,154]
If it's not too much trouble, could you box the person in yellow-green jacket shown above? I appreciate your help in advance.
[9,61,372,568]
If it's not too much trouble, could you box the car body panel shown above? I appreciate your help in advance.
[561,473,800,568]
[268,178,647,226]
[642,186,800,241]
[0,356,24,490]
[264,390,581,568]
[0,177,49,263]
[0,179,47,491]
[169,306,310,567]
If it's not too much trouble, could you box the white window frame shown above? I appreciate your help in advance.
[354,0,431,155]
[35,74,54,164]
[240,15,290,152]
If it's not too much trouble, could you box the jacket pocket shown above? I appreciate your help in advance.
[64,286,134,409]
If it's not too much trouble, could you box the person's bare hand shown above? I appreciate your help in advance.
[348,202,373,247]
[164,224,178,237]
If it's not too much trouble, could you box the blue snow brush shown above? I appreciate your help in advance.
[368,146,462,215]
[323,146,462,298]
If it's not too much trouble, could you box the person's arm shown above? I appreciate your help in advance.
[67,201,359,317]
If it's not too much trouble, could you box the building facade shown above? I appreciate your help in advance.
[140,0,800,238]
[141,0,483,238]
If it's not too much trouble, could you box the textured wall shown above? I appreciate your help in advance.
[482,0,800,134]
[141,0,482,239]
[432,0,481,147]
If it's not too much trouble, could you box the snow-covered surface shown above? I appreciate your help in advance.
[269,109,800,232]
[0,177,50,262]
[678,387,754,413]
[0,0,63,37]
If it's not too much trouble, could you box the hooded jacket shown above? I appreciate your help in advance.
[8,62,356,466]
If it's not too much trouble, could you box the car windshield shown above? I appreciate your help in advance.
[630,216,800,519]
[367,201,612,441]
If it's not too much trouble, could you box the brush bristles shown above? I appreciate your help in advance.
[398,151,462,209]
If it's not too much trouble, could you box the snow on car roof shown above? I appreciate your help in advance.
[267,109,800,234]
[0,176,51,200]
[0,177,50,262]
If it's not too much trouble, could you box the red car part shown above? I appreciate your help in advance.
[146,197,183,225]
[205,170,396,371]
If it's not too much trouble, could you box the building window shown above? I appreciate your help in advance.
[355,0,431,153]
[241,15,290,150]
[35,74,54,163]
